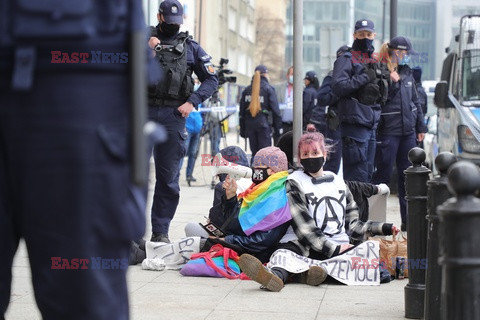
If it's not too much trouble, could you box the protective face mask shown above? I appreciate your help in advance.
[252,168,269,185]
[352,38,374,54]
[399,54,411,65]
[300,156,325,174]
[160,22,180,37]
[288,75,294,84]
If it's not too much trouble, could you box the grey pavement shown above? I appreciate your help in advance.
[5,131,409,320]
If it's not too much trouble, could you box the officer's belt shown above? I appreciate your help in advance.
[150,98,187,107]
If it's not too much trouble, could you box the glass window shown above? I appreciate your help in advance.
[305,2,316,21]
[239,16,247,38]
[228,8,236,32]
[248,20,255,42]
[462,49,480,101]
[227,47,237,71]
[303,24,315,41]
[238,51,247,75]
[316,3,323,20]
[332,3,339,21]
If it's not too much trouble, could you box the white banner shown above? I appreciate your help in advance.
[267,240,381,286]
[145,237,201,270]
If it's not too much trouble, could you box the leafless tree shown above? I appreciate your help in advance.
[255,7,286,84]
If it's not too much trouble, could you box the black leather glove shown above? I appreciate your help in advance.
[364,67,377,82]
[358,83,380,105]
[326,109,340,131]
[239,118,246,138]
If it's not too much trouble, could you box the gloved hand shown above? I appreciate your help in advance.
[377,183,390,196]
[240,127,246,138]
[364,67,377,82]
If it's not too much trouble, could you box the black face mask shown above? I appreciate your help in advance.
[352,38,374,54]
[252,168,269,185]
[301,157,325,174]
[160,21,180,37]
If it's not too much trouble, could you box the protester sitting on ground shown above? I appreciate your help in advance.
[203,146,292,262]
[276,129,390,222]
[184,146,251,238]
[238,132,399,291]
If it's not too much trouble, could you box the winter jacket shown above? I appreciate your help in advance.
[377,65,427,136]
[332,51,382,131]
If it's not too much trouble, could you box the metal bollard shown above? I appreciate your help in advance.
[424,152,456,320]
[404,147,431,319]
[438,161,480,320]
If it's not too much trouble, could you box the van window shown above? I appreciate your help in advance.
[462,49,480,102]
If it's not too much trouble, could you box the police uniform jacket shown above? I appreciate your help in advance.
[310,73,339,127]
[239,76,282,135]
[332,51,381,131]
[302,83,318,127]
[415,82,428,116]
[378,65,427,136]
[150,25,218,107]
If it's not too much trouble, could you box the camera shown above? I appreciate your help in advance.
[216,58,237,86]
[154,43,183,54]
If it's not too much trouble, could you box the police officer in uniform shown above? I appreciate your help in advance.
[1,1,148,319]
[148,0,218,243]
[239,65,282,159]
[371,37,426,231]
[302,70,319,129]
[332,19,385,182]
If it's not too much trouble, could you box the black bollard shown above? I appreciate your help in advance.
[404,147,431,319]
[424,152,456,320]
[438,161,480,320]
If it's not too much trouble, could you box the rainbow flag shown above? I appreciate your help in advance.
[237,171,292,236]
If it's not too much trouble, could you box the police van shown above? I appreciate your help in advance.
[434,15,480,166]
[422,80,438,171]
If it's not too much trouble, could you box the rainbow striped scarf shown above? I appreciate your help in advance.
[237,171,292,236]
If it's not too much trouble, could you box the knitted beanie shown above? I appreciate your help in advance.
[252,146,288,173]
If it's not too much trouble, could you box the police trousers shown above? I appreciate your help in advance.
[371,133,418,224]
[148,106,187,234]
[0,72,145,319]
[341,126,376,183]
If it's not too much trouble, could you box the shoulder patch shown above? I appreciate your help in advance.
[200,54,212,62]
[204,62,216,75]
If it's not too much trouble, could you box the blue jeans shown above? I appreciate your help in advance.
[179,131,200,177]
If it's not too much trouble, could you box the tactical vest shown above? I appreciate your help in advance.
[148,29,194,106]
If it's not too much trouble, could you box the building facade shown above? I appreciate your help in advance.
[285,0,438,81]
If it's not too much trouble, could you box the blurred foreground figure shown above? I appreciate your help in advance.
[0,1,149,319]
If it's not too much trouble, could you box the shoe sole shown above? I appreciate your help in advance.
[238,254,283,292]
[304,266,328,286]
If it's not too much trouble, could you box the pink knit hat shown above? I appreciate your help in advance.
[252,146,288,173]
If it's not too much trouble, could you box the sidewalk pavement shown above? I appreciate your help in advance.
[5,132,409,320]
